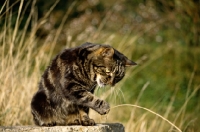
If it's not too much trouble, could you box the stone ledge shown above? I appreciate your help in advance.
[0,123,124,132]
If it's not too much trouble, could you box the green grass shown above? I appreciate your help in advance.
[0,0,199,131]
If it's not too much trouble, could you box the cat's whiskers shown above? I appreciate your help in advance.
[120,88,125,101]
[110,86,125,104]
[112,86,117,104]
[116,87,125,103]
[110,86,116,103]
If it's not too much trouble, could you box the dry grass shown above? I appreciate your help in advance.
[0,1,199,132]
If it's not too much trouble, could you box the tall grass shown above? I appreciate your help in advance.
[0,0,199,132]
[0,0,52,125]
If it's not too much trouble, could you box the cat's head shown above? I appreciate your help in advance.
[80,42,136,87]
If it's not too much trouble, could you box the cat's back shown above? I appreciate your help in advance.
[41,47,79,88]
[58,47,79,64]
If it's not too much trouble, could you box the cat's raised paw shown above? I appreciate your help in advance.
[97,101,110,115]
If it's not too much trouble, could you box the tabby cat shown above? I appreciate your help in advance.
[31,42,136,126]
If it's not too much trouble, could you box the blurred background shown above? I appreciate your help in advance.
[0,0,199,131]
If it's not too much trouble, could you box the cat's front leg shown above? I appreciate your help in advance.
[78,107,95,126]
[69,89,110,115]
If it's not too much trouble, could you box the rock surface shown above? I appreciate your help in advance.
[0,123,124,132]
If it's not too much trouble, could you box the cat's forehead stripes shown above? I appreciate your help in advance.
[86,44,112,51]
[93,47,113,56]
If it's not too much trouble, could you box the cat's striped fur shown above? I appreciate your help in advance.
[31,42,136,126]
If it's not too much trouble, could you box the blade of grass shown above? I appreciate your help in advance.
[111,104,182,132]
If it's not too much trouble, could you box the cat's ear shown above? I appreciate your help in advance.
[101,48,114,58]
[125,58,137,66]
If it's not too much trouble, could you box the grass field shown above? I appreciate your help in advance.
[0,0,199,132]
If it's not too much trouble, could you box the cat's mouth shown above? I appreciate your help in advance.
[96,74,107,88]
